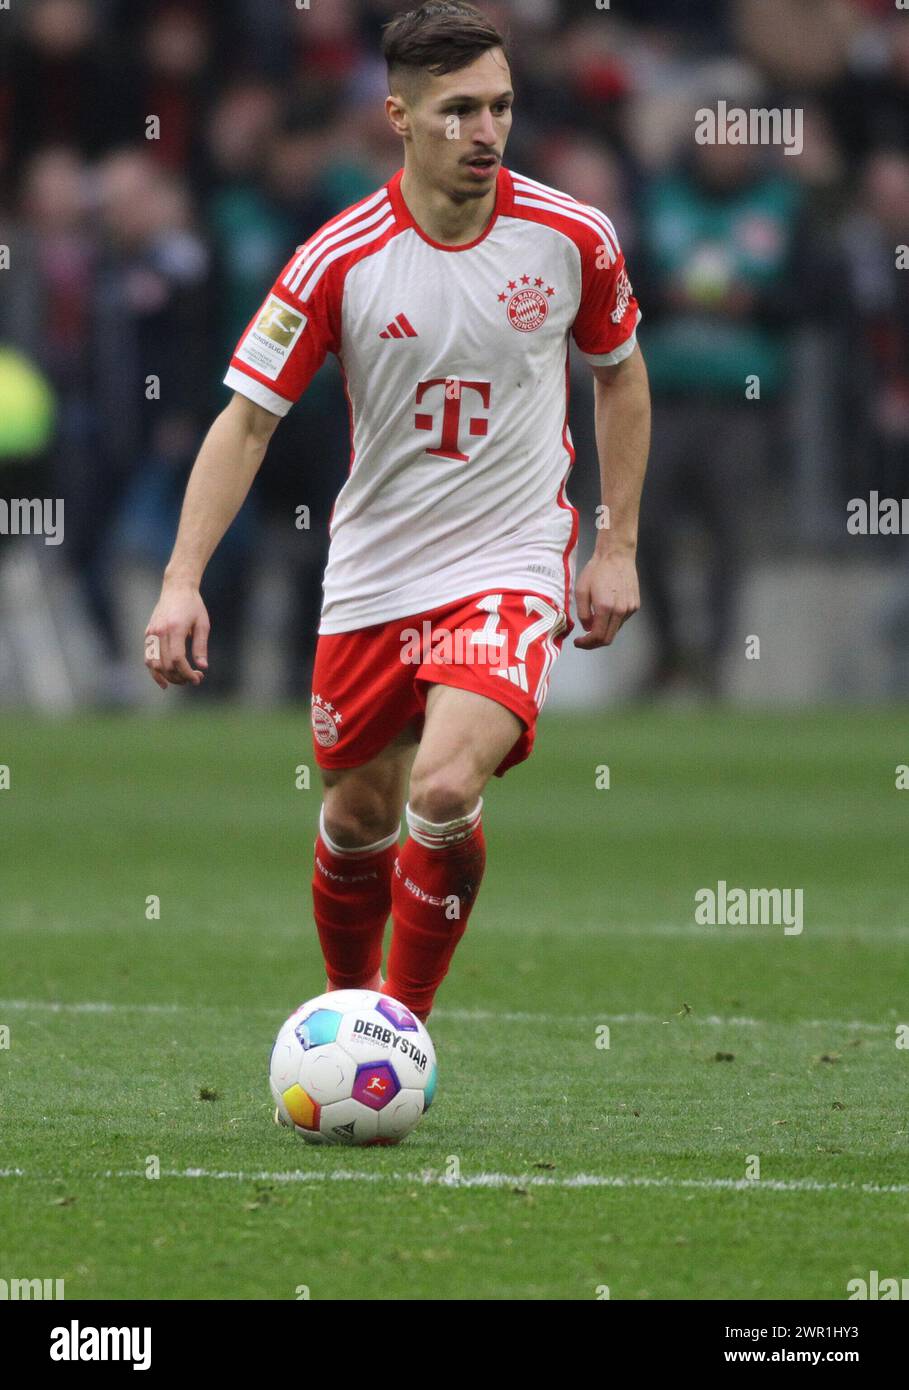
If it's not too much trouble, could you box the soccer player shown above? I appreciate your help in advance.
[145,2,651,1022]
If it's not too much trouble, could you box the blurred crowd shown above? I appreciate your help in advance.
[0,0,907,703]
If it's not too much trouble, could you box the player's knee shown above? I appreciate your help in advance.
[408,764,481,825]
[321,785,399,850]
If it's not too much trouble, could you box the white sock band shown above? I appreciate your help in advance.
[319,805,400,857]
[405,798,483,850]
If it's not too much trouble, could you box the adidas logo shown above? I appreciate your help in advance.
[379,313,418,339]
[494,663,529,692]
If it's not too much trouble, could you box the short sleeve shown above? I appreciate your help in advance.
[571,222,641,368]
[223,249,341,416]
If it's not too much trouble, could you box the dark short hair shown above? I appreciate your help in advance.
[382,2,507,90]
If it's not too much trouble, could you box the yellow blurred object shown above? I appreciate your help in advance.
[0,347,56,460]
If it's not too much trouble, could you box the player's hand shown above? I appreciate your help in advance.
[144,580,210,689]
[573,548,640,649]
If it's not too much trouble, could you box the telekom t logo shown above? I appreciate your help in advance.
[414,377,491,461]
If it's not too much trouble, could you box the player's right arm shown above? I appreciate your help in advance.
[145,212,351,688]
[145,229,343,689]
[144,392,280,689]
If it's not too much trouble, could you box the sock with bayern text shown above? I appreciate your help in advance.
[312,806,399,992]
[383,799,486,1020]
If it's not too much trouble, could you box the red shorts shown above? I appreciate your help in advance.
[311,589,573,778]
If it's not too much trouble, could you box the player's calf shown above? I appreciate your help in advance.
[383,798,486,1019]
[312,806,399,991]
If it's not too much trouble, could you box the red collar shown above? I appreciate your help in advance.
[386,165,512,251]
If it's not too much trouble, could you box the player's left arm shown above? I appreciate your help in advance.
[574,345,651,650]
[570,212,651,650]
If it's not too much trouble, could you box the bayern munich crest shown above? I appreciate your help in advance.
[311,692,342,748]
[498,274,555,332]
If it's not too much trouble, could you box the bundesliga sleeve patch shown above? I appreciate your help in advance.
[236,295,308,380]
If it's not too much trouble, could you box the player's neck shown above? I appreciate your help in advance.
[399,165,498,247]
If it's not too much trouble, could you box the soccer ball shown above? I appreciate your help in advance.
[269,990,437,1146]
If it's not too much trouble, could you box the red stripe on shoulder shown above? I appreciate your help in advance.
[508,173,621,260]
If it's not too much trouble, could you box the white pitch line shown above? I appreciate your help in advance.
[439,1007,892,1031]
[1,1167,907,1196]
[0,998,897,1032]
[0,999,183,1016]
[572,923,909,942]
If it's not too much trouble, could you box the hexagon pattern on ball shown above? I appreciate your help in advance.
[295,1008,342,1050]
[268,989,436,1146]
[299,1044,356,1105]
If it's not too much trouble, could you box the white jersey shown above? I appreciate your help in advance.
[225,166,641,634]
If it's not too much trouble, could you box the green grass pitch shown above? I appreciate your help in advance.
[1,706,907,1300]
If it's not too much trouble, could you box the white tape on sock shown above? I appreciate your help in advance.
[405,798,483,850]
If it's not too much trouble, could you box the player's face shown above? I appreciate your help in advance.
[406,48,513,200]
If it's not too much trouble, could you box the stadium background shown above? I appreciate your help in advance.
[0,0,906,710]
[1,0,909,1308]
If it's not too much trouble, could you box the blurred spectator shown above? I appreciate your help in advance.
[291,0,366,86]
[17,148,94,384]
[6,0,135,181]
[829,14,909,167]
[635,134,804,697]
[7,148,94,615]
[517,14,634,149]
[207,80,289,364]
[70,151,213,687]
[840,151,909,502]
[581,0,732,42]
[137,4,216,185]
[734,0,858,91]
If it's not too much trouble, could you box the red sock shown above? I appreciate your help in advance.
[384,802,486,1018]
[312,813,398,990]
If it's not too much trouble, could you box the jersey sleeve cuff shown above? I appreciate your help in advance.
[223,366,294,417]
[577,308,642,367]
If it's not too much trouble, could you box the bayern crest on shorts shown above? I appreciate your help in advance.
[311,692,342,747]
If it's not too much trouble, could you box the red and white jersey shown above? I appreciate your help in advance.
[225,167,641,634]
